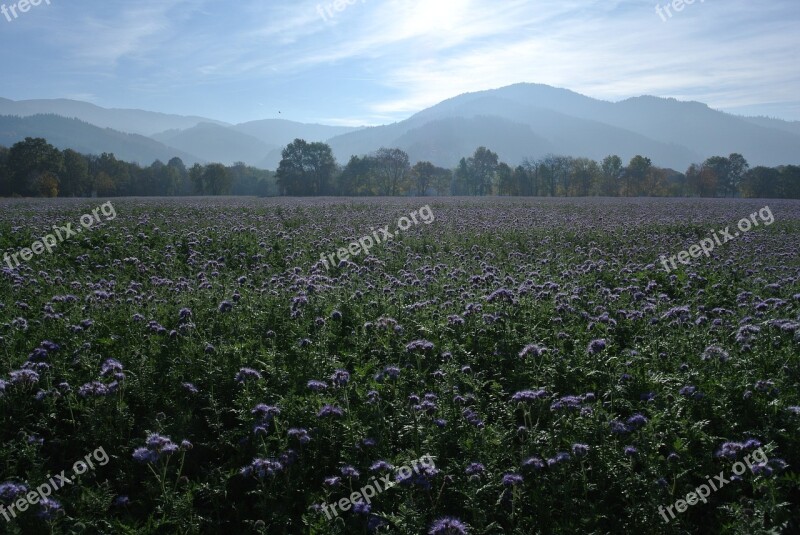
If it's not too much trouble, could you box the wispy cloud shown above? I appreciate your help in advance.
[0,0,797,123]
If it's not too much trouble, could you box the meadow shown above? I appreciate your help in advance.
[1,197,799,534]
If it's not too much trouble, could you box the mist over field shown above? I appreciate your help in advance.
[1,2,799,534]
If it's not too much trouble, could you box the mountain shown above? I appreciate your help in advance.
[0,97,225,136]
[232,119,359,146]
[740,116,800,138]
[150,119,362,168]
[152,123,276,166]
[2,85,799,171]
[327,83,800,169]
[0,114,201,165]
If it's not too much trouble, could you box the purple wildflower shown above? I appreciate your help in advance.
[340,465,360,478]
[429,517,469,535]
[307,380,328,391]
[518,343,546,358]
[235,368,262,383]
[406,339,435,352]
[511,389,549,402]
[626,413,648,429]
[241,458,283,478]
[330,369,350,387]
[588,338,606,355]
[572,444,590,457]
[522,457,545,470]
[317,404,345,418]
[37,497,63,520]
[288,428,311,444]
[9,369,39,386]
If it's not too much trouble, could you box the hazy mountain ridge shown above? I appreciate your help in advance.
[325,84,800,169]
[0,97,227,137]
[152,122,278,166]
[2,85,799,170]
[0,114,201,165]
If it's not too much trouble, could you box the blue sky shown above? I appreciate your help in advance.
[1,0,798,126]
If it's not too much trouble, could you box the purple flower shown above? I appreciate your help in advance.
[9,369,39,386]
[511,389,549,402]
[307,380,328,392]
[550,395,582,411]
[251,404,281,419]
[429,517,469,535]
[235,368,262,383]
[132,447,159,464]
[330,369,350,387]
[352,501,371,515]
[340,465,360,478]
[241,458,283,478]
[37,497,62,520]
[181,382,199,394]
[218,300,233,312]
[626,413,648,429]
[288,428,311,444]
[317,404,345,418]
[370,460,394,472]
[572,444,590,457]
[716,442,744,460]
[547,452,571,466]
[375,365,401,382]
[0,481,29,501]
[624,446,638,456]
[522,457,545,470]
[610,420,631,434]
[588,338,606,355]
[100,358,124,377]
[78,381,110,398]
[518,343,546,358]
[465,462,485,476]
[406,339,435,352]
[702,345,730,362]
[502,473,524,486]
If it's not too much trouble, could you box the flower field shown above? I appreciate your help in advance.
[1,197,799,534]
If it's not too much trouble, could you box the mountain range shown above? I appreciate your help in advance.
[1,84,799,171]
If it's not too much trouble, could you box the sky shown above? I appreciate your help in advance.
[0,0,798,126]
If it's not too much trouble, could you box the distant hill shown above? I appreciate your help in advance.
[327,83,800,169]
[150,119,362,168]
[2,85,800,171]
[0,97,225,136]
[152,123,276,166]
[0,114,200,165]
[740,116,800,138]
[231,119,359,146]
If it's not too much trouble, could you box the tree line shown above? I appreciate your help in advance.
[0,137,276,197]
[2,136,799,198]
